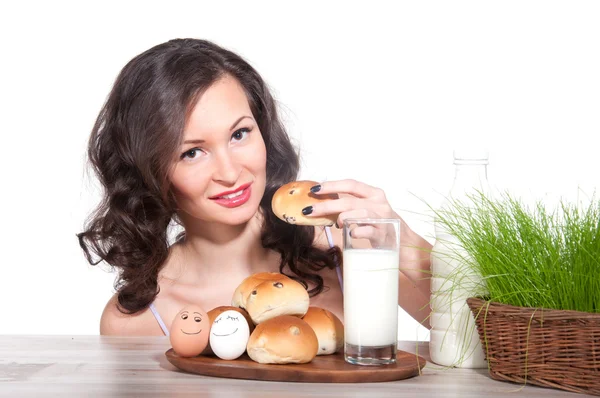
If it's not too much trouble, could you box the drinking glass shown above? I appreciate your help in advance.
[343,218,400,366]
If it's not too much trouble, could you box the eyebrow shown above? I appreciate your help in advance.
[183,115,253,144]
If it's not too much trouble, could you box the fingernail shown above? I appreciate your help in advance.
[310,185,321,193]
[302,206,313,215]
[335,222,340,229]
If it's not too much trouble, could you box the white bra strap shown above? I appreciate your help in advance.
[149,303,170,336]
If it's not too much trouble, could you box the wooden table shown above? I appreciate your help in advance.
[0,336,594,397]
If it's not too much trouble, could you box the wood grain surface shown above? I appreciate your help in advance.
[165,349,426,383]
[1,336,595,397]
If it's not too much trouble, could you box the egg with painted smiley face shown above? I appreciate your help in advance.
[169,305,210,357]
[209,310,251,360]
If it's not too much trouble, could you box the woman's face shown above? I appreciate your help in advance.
[170,75,267,227]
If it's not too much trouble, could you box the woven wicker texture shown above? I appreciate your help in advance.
[467,297,600,396]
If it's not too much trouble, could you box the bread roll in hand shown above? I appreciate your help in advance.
[246,315,319,364]
[271,180,339,226]
[232,272,309,325]
[301,307,344,355]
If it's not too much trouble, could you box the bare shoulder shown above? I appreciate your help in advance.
[100,294,165,336]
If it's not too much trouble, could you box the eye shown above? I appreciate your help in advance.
[231,127,251,141]
[227,315,239,321]
[273,282,283,288]
[251,290,257,295]
[181,314,188,320]
[194,316,202,322]
[289,190,295,195]
[180,147,205,160]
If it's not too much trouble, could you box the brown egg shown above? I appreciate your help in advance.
[170,305,210,357]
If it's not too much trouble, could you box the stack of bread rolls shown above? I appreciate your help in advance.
[231,272,344,364]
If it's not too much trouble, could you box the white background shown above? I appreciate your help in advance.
[1,1,598,340]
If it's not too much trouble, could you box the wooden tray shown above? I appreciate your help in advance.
[165,349,426,383]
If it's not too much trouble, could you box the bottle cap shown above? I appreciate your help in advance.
[453,148,489,165]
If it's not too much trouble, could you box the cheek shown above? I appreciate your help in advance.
[171,166,211,200]
[250,141,267,174]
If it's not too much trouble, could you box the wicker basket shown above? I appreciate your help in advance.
[466,297,600,396]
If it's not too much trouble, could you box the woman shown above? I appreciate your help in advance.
[78,38,432,336]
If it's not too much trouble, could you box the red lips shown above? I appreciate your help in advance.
[209,182,252,200]
[209,183,253,208]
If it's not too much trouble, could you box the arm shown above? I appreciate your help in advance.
[100,294,166,336]
[397,221,432,329]
[306,180,432,329]
[327,223,431,329]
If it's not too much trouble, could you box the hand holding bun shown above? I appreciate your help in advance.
[301,307,344,355]
[246,315,318,364]
[271,180,339,226]
[232,272,309,325]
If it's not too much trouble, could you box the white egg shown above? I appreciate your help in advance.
[209,310,250,360]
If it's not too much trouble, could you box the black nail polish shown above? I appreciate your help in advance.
[310,185,321,193]
[302,206,313,215]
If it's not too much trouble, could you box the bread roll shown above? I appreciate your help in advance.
[232,272,310,325]
[232,272,285,310]
[301,307,344,355]
[201,306,254,356]
[271,180,339,226]
[246,315,318,364]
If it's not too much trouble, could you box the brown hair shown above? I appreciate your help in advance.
[77,38,340,314]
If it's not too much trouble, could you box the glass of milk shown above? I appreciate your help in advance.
[342,218,400,366]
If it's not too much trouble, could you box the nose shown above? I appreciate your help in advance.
[212,149,242,186]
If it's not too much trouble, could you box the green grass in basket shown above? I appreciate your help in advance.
[434,192,600,313]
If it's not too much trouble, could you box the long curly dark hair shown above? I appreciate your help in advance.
[77,38,341,315]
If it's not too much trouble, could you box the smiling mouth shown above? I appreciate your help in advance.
[181,329,202,335]
[210,183,252,200]
[211,328,238,337]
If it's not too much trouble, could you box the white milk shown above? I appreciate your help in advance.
[430,233,487,368]
[343,248,399,347]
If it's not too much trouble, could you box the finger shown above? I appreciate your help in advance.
[336,209,380,229]
[349,225,380,240]
[346,223,398,249]
[310,179,384,199]
[305,196,364,218]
